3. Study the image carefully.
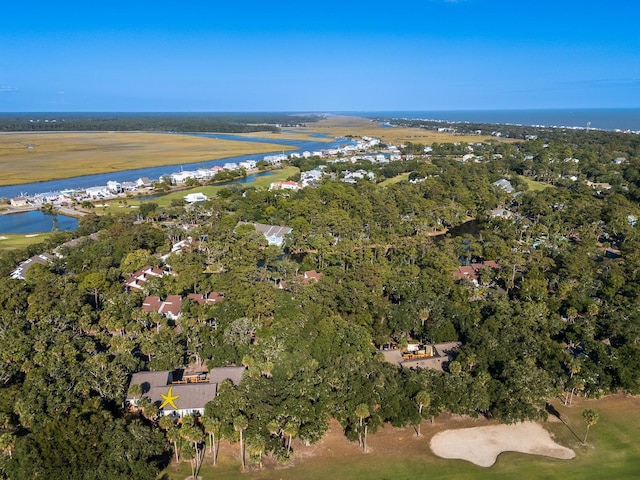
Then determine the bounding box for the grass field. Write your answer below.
[378,173,411,187]
[519,175,554,192]
[0,132,295,186]
[160,394,640,480]
[0,232,52,251]
[294,116,516,146]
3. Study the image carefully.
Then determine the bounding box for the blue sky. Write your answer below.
[1,0,639,112]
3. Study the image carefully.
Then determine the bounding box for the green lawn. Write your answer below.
[0,233,52,251]
[378,173,411,187]
[99,167,300,214]
[159,395,640,480]
[520,175,553,192]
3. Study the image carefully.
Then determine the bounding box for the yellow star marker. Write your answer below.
[159,386,180,409]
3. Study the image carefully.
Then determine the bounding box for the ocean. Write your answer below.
[354,109,640,132]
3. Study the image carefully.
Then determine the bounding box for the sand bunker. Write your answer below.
[430,421,575,467]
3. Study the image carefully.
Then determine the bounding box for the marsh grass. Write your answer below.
[299,116,514,146]
[0,132,295,186]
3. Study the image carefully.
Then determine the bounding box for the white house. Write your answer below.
[184,192,208,203]
[239,160,257,170]
[106,181,122,194]
[263,154,287,164]
[195,168,214,180]
[269,181,300,191]
[86,186,110,198]
[171,171,196,184]
[136,177,153,188]
[10,197,29,207]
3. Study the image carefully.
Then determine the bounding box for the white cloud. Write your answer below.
[0,86,18,93]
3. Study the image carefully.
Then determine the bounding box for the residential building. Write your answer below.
[126,366,245,417]
[9,197,29,207]
[236,221,292,247]
[269,181,300,191]
[492,179,515,194]
[184,192,208,204]
[123,266,166,291]
[10,253,54,280]
[303,270,323,283]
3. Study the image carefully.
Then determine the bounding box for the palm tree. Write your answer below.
[355,403,370,453]
[158,414,175,431]
[233,415,249,470]
[166,425,182,462]
[137,396,159,421]
[202,416,222,464]
[267,419,281,437]
[181,422,205,479]
[582,409,599,444]
[127,383,142,405]
[246,434,266,468]
[448,360,462,375]
[283,420,298,453]
[415,390,431,437]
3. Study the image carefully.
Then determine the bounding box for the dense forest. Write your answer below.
[1,122,639,478]
[0,112,321,133]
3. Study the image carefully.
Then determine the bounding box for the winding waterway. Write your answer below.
[0,133,352,199]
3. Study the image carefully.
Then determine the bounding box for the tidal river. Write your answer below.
[0,133,352,199]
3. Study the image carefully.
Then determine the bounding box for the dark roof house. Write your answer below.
[127,366,246,417]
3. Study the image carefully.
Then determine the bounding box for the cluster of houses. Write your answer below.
[9,232,100,280]
[9,177,154,207]
[170,160,257,184]
[141,292,225,321]
[123,266,167,291]
[8,133,418,207]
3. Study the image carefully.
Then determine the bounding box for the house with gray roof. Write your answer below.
[236,221,292,247]
[492,179,515,194]
[126,366,245,418]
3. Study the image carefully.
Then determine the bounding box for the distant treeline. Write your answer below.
[0,112,322,133]
[375,117,601,140]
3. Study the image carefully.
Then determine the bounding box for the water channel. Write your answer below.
[0,133,352,199]
[0,132,353,233]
